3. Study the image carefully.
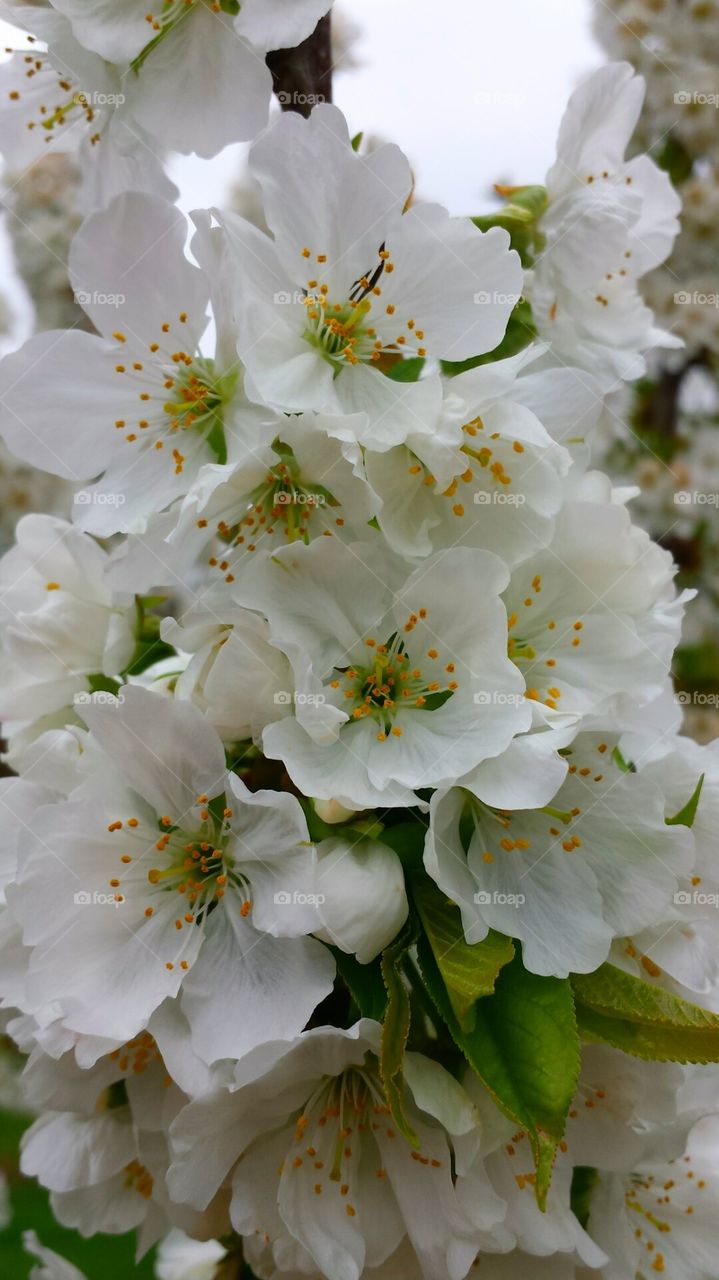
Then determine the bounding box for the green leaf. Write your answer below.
[331,948,388,1021]
[386,356,426,382]
[570,1166,599,1229]
[86,672,121,696]
[380,915,420,1146]
[377,820,427,871]
[350,131,364,152]
[412,876,514,1031]
[418,946,580,1208]
[665,774,704,828]
[572,963,719,1063]
[219,0,241,12]
[654,135,694,185]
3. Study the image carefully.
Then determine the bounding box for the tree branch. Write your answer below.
[266,13,333,117]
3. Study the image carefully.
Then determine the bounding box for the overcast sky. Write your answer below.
[0,0,601,341]
[333,0,602,212]
[169,0,602,216]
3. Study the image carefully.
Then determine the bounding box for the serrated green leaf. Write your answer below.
[666,774,704,828]
[412,876,514,1031]
[331,948,388,1021]
[572,963,719,1062]
[417,945,580,1208]
[380,915,420,1146]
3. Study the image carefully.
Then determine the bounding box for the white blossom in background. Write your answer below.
[532,61,681,388]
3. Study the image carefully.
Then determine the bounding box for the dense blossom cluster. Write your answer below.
[0,5,718,1279]
[591,0,719,743]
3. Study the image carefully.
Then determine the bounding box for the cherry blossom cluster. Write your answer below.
[0,6,718,1279]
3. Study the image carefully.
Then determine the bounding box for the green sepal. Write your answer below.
[665,774,704,828]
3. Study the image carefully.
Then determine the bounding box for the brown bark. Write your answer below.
[266,13,333,117]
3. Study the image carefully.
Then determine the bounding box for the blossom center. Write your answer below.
[330,621,458,742]
[104,796,246,971]
[199,442,346,585]
[299,243,427,371]
[112,322,234,473]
